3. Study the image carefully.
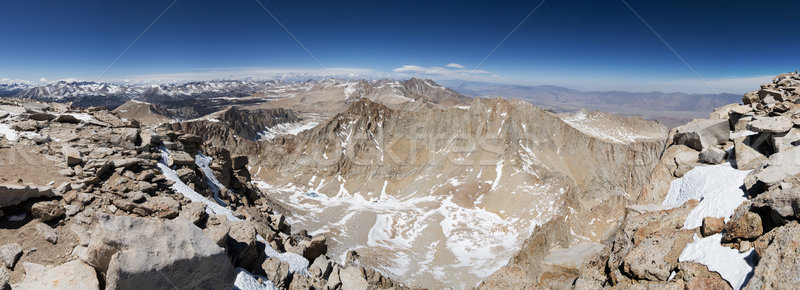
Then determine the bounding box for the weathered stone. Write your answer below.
[772,127,800,153]
[140,196,180,219]
[310,255,333,279]
[139,129,161,146]
[54,114,81,124]
[747,116,793,134]
[136,181,155,193]
[607,200,698,285]
[739,240,751,253]
[339,266,369,290]
[701,217,725,237]
[30,200,65,222]
[302,235,328,262]
[734,137,768,171]
[678,262,732,290]
[698,147,726,164]
[83,214,235,290]
[622,230,694,281]
[227,220,263,271]
[745,222,800,289]
[35,223,58,244]
[168,151,195,168]
[270,213,289,233]
[752,187,800,219]
[112,158,145,169]
[0,184,56,207]
[179,202,207,226]
[674,149,701,177]
[673,119,730,151]
[723,202,762,242]
[757,89,786,102]
[261,257,291,288]
[752,146,800,187]
[733,116,753,131]
[742,91,759,105]
[112,198,138,213]
[62,145,82,166]
[14,260,99,290]
[203,215,231,247]
[0,244,23,269]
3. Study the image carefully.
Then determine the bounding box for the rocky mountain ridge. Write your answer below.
[0,97,410,289]
[510,71,800,289]
[3,71,798,290]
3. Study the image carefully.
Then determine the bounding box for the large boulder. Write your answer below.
[226,220,264,271]
[82,214,236,290]
[261,257,291,288]
[751,146,800,188]
[673,119,730,151]
[622,230,695,281]
[699,147,726,164]
[752,186,800,219]
[678,262,732,290]
[701,217,724,237]
[0,244,22,269]
[747,116,793,134]
[734,137,768,171]
[722,202,762,242]
[0,184,56,207]
[674,149,701,177]
[771,128,800,153]
[339,266,369,290]
[168,151,195,168]
[14,260,99,290]
[62,146,83,166]
[745,222,800,289]
[30,200,65,222]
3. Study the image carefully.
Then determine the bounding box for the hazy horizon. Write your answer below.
[2,0,798,94]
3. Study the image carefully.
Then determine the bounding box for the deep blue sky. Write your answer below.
[1,0,798,93]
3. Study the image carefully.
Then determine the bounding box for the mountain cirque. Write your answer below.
[0,73,798,289]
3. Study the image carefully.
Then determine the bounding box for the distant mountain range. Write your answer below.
[449,81,741,127]
[0,78,740,127]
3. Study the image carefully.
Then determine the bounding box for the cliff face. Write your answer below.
[250,97,667,288]
[160,106,298,155]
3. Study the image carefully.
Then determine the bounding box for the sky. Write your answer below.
[1,0,799,93]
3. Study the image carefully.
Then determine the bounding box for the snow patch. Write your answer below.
[679,234,755,290]
[662,163,750,228]
[257,121,318,141]
[0,124,19,141]
[195,153,228,206]
[234,268,278,290]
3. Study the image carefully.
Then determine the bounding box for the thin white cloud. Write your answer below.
[392,64,490,76]
[445,63,465,69]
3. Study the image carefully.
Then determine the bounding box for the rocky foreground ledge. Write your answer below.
[560,71,800,289]
[0,98,409,289]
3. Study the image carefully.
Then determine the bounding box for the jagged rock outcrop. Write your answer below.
[563,71,800,289]
[0,97,408,290]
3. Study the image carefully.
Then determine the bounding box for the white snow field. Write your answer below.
[662,163,755,289]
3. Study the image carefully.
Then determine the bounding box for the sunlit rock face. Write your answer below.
[251,98,667,288]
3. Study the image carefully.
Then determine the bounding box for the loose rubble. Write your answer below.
[0,98,411,289]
